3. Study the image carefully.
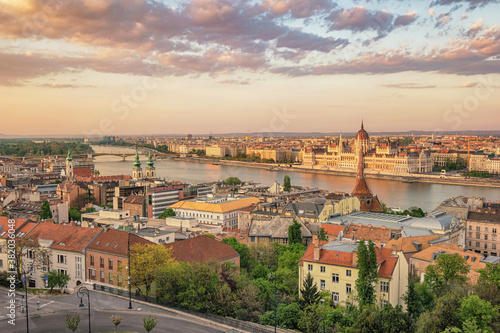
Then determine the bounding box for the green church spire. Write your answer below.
[66,150,72,162]
[133,149,141,169]
[147,151,154,168]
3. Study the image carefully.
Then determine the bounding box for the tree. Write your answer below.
[12,236,51,281]
[403,275,434,323]
[222,237,250,269]
[318,228,328,241]
[376,303,414,333]
[283,175,291,192]
[41,270,70,292]
[158,208,176,219]
[299,272,320,309]
[478,263,500,288]
[40,200,53,220]
[288,219,302,245]
[65,314,80,332]
[143,315,158,333]
[355,239,378,307]
[416,289,466,333]
[225,177,241,185]
[459,295,498,332]
[130,243,176,301]
[110,315,122,332]
[69,207,81,221]
[424,253,469,295]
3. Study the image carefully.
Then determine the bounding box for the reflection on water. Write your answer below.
[91,146,500,212]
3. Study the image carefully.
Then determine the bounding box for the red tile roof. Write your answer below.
[26,222,102,252]
[124,195,145,205]
[74,167,94,178]
[87,229,153,256]
[320,224,345,236]
[165,235,239,265]
[0,216,30,238]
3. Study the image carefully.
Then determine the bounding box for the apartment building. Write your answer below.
[465,205,500,256]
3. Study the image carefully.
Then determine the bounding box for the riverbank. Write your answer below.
[168,156,500,188]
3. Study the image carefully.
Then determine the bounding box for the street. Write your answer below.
[0,287,227,333]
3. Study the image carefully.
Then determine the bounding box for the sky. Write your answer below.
[0,0,499,136]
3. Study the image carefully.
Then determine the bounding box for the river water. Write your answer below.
[91,146,500,212]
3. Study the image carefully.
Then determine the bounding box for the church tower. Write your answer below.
[145,152,156,178]
[132,150,143,180]
[355,120,370,154]
[65,150,74,181]
[351,143,383,212]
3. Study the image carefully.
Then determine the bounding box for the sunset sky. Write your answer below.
[1,0,499,136]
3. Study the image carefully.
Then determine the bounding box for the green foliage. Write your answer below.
[0,140,91,157]
[403,275,435,322]
[299,272,320,309]
[260,302,301,329]
[69,207,81,221]
[478,263,500,288]
[41,270,70,292]
[225,176,241,185]
[386,207,425,217]
[65,314,80,332]
[283,175,291,192]
[464,170,491,178]
[356,239,378,308]
[416,289,466,333]
[158,208,176,219]
[297,303,322,333]
[288,219,302,245]
[424,253,469,296]
[459,295,498,332]
[40,200,53,220]
[318,228,328,241]
[110,315,122,330]
[222,237,250,269]
[376,303,414,333]
[143,315,158,333]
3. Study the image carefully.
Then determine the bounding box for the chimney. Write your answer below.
[69,222,75,226]
[314,244,320,261]
[352,251,358,265]
[312,233,319,244]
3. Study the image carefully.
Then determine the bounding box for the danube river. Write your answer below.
[91,146,500,212]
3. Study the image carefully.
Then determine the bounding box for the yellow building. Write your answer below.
[299,237,407,307]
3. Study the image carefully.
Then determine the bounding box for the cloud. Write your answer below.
[466,18,486,36]
[382,83,437,89]
[460,81,478,87]
[430,0,495,10]
[217,78,250,85]
[37,83,95,88]
[394,10,418,27]
[428,8,436,16]
[329,6,393,32]
[262,0,334,18]
[276,30,348,52]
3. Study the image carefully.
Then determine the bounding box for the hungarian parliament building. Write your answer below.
[302,122,433,175]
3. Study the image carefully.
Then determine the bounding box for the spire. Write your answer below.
[147,151,154,168]
[351,142,373,197]
[361,119,364,130]
[133,149,141,169]
[66,150,72,162]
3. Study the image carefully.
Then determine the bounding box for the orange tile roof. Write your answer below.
[165,235,239,264]
[385,234,440,253]
[169,197,260,213]
[343,224,400,244]
[0,216,29,239]
[26,222,102,252]
[87,229,153,256]
[74,167,93,178]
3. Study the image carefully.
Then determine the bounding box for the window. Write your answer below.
[75,256,82,278]
[100,271,105,282]
[320,280,325,290]
[308,264,313,271]
[27,250,35,259]
[485,235,488,240]
[346,283,352,294]
[332,273,339,283]
[468,232,472,238]
[332,292,339,303]
[468,241,471,246]
[58,269,68,276]
[346,269,352,277]
[380,281,389,293]
[89,269,96,279]
[57,254,67,264]
[493,236,497,241]
[493,244,497,250]
[118,274,123,287]
[476,233,480,239]
[0,259,3,268]
[109,273,114,284]
[485,244,488,249]
[108,259,113,270]
[485,228,489,233]
[493,228,497,234]
[476,242,480,247]
[100,257,105,268]
[477,226,481,232]
[320,266,325,273]
[469,226,472,230]
[90,255,95,266]
[381,299,388,306]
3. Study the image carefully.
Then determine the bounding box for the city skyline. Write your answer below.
[1,0,500,136]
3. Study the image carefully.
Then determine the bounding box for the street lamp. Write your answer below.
[76,286,91,333]
[20,265,33,333]
[269,272,277,333]
[127,234,132,309]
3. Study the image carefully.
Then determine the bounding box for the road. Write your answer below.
[0,287,228,333]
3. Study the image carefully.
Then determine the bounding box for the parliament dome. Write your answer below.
[355,121,369,141]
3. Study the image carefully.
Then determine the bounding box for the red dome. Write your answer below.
[355,121,369,140]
